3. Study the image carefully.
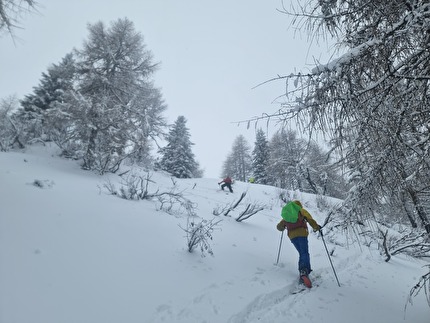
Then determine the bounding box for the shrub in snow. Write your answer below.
[212,191,265,222]
[156,193,197,217]
[0,96,26,151]
[104,172,155,200]
[33,179,44,188]
[180,216,221,257]
[406,265,430,309]
[212,191,245,216]
[32,179,54,189]
[235,202,266,222]
[378,227,430,262]
[103,171,197,217]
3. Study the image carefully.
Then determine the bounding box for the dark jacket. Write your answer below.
[220,177,232,184]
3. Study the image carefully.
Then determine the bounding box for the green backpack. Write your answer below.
[281,201,302,223]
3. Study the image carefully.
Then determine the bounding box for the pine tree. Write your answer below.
[252,129,269,184]
[158,116,201,178]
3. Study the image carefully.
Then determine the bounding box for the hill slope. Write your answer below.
[1,145,429,323]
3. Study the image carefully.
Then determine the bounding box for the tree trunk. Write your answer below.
[83,128,98,170]
[400,191,418,228]
[407,188,430,234]
[305,167,319,195]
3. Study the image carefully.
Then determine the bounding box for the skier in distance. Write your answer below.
[218,176,233,193]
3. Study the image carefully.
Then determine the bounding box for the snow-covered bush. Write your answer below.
[181,216,221,257]
[0,96,25,151]
[407,265,430,309]
[103,171,197,217]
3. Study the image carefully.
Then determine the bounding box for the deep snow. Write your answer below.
[1,145,429,323]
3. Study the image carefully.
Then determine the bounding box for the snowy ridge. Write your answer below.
[1,144,429,323]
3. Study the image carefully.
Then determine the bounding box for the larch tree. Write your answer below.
[0,0,37,36]
[61,18,167,173]
[266,129,303,190]
[158,115,201,178]
[5,18,167,172]
[298,140,348,199]
[221,135,252,182]
[273,0,430,233]
[220,154,236,180]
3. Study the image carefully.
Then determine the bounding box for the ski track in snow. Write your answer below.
[149,246,428,323]
[227,283,308,323]
[149,281,232,322]
[227,271,327,323]
[148,263,330,323]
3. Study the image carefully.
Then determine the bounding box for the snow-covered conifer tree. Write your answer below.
[20,53,76,114]
[158,116,201,178]
[17,53,76,143]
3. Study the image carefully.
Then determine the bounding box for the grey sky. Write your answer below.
[0,0,327,178]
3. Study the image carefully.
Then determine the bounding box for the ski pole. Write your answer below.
[276,230,284,265]
[320,230,341,287]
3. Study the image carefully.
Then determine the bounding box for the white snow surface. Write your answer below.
[1,145,429,323]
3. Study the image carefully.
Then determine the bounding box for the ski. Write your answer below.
[290,285,308,294]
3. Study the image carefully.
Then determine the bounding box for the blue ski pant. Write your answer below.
[290,236,311,274]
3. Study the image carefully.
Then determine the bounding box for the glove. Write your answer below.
[276,221,286,232]
[313,225,322,232]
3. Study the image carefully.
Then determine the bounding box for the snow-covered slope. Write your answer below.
[1,145,429,323]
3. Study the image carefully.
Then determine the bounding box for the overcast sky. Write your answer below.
[0,0,329,178]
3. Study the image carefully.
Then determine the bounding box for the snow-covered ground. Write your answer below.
[1,145,429,323]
